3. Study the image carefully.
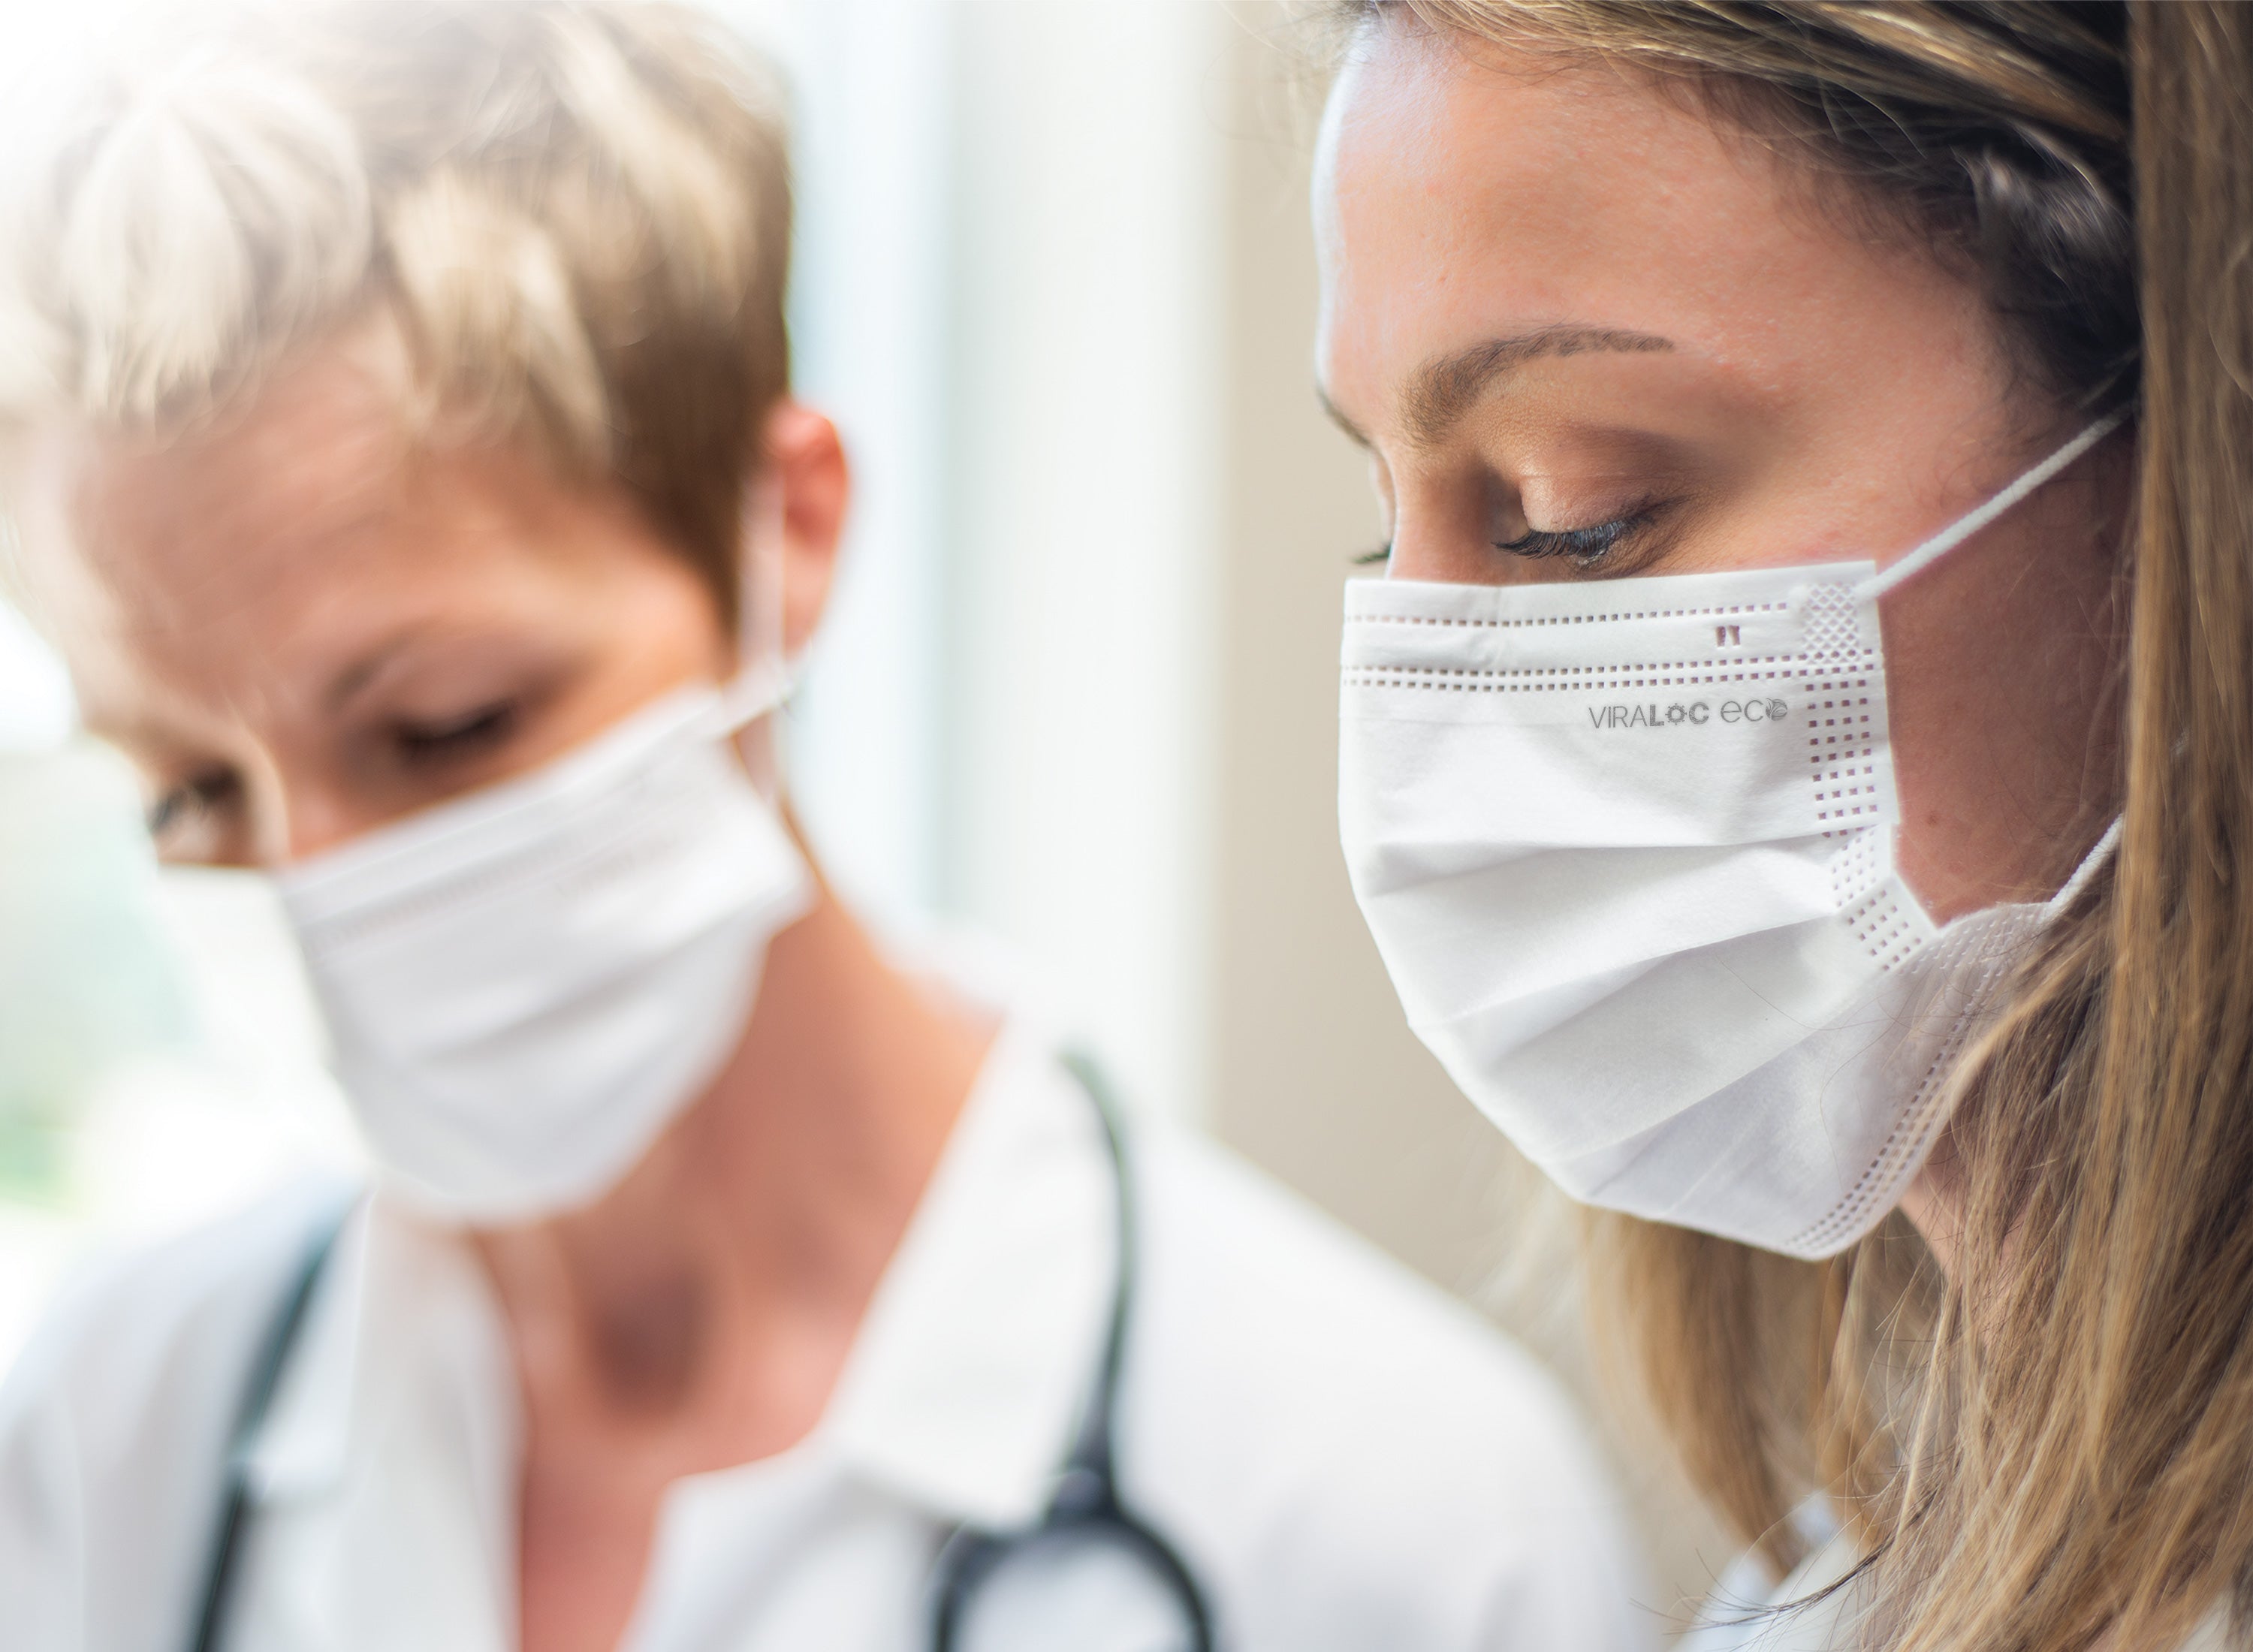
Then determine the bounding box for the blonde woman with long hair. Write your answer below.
[1320,2,2253,1647]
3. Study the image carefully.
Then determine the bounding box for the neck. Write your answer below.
[472,867,994,1465]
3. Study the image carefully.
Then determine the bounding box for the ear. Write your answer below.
[758,401,850,658]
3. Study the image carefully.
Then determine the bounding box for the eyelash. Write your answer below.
[1354,504,1664,571]
[147,770,238,840]
[394,701,518,764]
[1495,510,1654,566]
[144,704,520,840]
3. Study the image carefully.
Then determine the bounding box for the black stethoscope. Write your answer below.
[188,1051,1215,1652]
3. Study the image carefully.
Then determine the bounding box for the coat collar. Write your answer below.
[241,993,1116,1554]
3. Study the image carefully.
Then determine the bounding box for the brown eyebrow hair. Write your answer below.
[1317,324,1675,450]
[1401,324,1675,446]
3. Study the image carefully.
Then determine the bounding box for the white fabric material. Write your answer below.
[1679,1503,2232,1652]
[1338,424,2117,1260]
[0,955,1654,1652]
[276,675,811,1224]
[1676,1513,1862,1652]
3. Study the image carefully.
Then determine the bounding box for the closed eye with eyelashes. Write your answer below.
[1493,507,1659,568]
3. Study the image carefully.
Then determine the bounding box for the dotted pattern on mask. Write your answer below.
[1800,585,1862,659]
[1362,599,1791,630]
[1805,683,1881,824]
[1829,831,1921,969]
[1341,659,1803,693]
[1342,601,1803,693]
[1784,918,2025,1258]
[1786,584,1992,1258]
[1797,586,1886,828]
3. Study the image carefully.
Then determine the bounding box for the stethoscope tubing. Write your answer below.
[187,1054,1214,1652]
[926,1049,1214,1650]
[189,1215,345,1652]
[930,1507,1214,1652]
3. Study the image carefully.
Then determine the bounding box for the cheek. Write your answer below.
[1880,502,2123,915]
[627,553,731,674]
[557,553,733,728]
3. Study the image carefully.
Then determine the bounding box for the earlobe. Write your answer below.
[756,401,851,658]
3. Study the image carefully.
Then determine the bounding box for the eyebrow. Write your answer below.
[326,631,415,715]
[1323,324,1677,451]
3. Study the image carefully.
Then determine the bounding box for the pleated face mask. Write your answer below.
[274,480,810,1227]
[278,666,812,1224]
[1338,416,2121,1259]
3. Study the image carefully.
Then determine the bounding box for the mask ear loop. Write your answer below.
[1844,410,2130,918]
[2043,816,2123,921]
[1854,408,2129,604]
[725,463,798,800]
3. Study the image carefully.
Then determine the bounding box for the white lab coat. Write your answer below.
[0,971,1654,1652]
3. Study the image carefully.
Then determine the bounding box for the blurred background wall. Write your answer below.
[0,0,1726,1617]
[775,0,1549,1359]
[785,0,1525,1271]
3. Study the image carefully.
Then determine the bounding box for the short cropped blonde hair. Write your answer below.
[0,0,792,616]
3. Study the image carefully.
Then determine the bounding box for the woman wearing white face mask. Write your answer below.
[1319,2,2253,1647]
[0,5,1655,1650]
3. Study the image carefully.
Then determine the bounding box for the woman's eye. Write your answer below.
[146,769,240,840]
[394,701,519,764]
[1495,510,1654,568]
[1353,542,1393,566]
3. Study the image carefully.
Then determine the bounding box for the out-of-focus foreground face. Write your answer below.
[1315,21,2125,921]
[9,322,729,868]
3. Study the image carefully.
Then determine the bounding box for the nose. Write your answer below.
[276,776,388,865]
[231,745,388,867]
[1380,475,1503,587]
[1384,514,1497,586]
[1385,509,1584,589]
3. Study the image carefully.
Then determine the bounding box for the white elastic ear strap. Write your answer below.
[720,472,797,728]
[1856,408,2129,603]
[2043,816,2123,921]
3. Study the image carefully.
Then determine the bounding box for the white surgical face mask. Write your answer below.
[1339,416,2122,1259]
[277,664,812,1225]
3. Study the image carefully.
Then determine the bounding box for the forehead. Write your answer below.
[21,328,387,583]
[1312,28,1932,418]
[11,335,632,731]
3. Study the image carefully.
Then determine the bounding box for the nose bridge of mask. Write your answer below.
[281,684,753,939]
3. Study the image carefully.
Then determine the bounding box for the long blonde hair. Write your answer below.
[1348,4,2253,1647]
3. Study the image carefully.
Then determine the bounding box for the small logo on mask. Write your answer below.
[1588,701,1709,728]
[1587,697,1790,730]
[1721,698,1793,724]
